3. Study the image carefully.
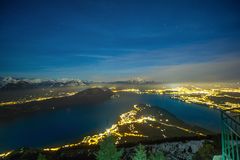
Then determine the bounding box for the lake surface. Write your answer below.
[0,93,221,152]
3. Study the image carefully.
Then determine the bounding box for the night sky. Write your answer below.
[0,0,240,82]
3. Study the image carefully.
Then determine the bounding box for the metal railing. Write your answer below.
[221,108,240,160]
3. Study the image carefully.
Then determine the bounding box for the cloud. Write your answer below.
[84,38,240,82]
[74,54,112,59]
[2,38,239,82]
[98,38,240,67]
[146,58,240,82]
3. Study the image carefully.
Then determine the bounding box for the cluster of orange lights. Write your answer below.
[112,86,240,112]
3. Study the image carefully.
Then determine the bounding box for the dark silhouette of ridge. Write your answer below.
[0,88,113,121]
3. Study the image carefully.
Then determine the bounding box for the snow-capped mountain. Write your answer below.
[0,77,86,90]
[0,77,20,88]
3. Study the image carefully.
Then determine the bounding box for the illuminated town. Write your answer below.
[112,84,240,112]
[0,91,78,106]
[1,83,239,111]
[39,104,207,153]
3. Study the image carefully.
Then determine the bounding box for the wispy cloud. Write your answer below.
[97,38,240,69]
[146,58,240,82]
[3,38,240,82]
[74,54,113,59]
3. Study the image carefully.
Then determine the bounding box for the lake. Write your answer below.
[0,93,220,152]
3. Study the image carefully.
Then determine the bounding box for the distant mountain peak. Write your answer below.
[0,77,86,90]
[109,77,156,85]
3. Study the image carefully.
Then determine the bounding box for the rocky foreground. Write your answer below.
[0,135,221,160]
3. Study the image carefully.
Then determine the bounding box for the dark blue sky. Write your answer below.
[1,0,240,81]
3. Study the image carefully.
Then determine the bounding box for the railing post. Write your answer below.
[221,111,225,160]
[221,108,240,160]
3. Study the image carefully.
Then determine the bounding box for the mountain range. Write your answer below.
[0,77,158,90]
[0,77,86,90]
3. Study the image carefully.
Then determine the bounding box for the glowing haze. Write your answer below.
[0,0,240,82]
